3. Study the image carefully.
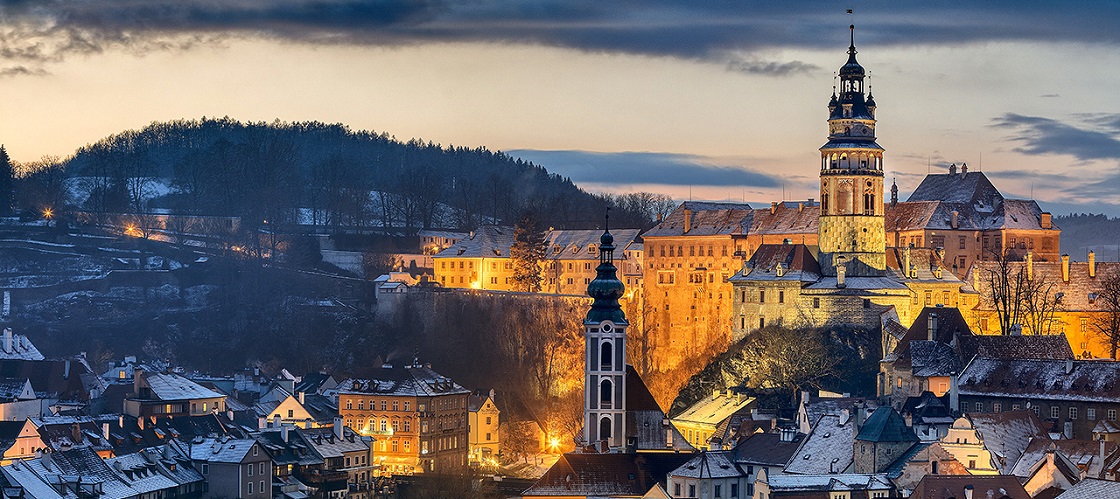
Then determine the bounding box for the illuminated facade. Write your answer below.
[818,24,886,277]
[583,227,628,449]
[337,365,469,475]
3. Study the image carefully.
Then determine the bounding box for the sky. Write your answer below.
[1,2,1120,214]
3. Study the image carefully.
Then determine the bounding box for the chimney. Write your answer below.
[334,417,344,439]
[1026,252,1034,280]
[839,409,851,426]
[138,416,145,430]
[71,423,81,443]
[683,208,692,234]
[1041,212,1052,229]
[949,163,957,175]
[1101,435,1107,469]
[297,391,305,405]
[226,409,234,421]
[133,368,144,398]
[949,373,959,412]
[951,211,959,229]
[713,388,720,400]
[903,247,912,279]
[961,163,968,174]
[836,265,846,288]
[1065,359,1074,375]
[63,360,70,380]
[928,313,938,341]
[2,291,8,320]
[119,415,124,428]
[3,328,11,354]
[854,403,866,432]
[798,202,804,213]
[904,412,913,428]
[102,423,110,442]
[775,262,785,277]
[964,484,974,499]
[771,202,778,215]
[281,425,289,443]
[1062,254,1070,283]
[272,415,281,427]
[1090,251,1096,278]
[258,416,266,430]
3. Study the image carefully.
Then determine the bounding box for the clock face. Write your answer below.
[601,323,613,333]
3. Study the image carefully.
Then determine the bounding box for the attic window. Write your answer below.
[1089,293,1099,304]
[589,244,598,255]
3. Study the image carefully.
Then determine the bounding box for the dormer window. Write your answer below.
[589,244,597,255]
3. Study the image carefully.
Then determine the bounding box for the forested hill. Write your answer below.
[58,117,666,231]
[1056,213,1120,261]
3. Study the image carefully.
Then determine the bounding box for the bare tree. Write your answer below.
[1093,269,1120,359]
[983,248,1060,335]
[741,323,840,403]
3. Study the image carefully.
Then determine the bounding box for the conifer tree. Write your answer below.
[0,146,12,215]
[511,211,547,292]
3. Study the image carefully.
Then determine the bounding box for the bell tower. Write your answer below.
[818,24,886,276]
[583,215,627,451]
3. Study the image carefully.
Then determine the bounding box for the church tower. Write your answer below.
[583,218,627,450]
[818,24,886,277]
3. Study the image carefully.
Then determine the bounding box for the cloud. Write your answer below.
[0,65,47,77]
[507,149,782,188]
[726,57,819,76]
[991,113,1120,161]
[3,2,1120,75]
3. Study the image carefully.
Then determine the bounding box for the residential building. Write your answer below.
[852,407,919,474]
[885,168,1060,280]
[785,413,856,475]
[521,452,694,498]
[667,450,746,499]
[300,425,375,495]
[938,412,1048,475]
[432,225,642,293]
[731,429,803,499]
[795,393,877,435]
[467,390,499,464]
[671,390,754,451]
[179,437,272,499]
[754,469,894,499]
[418,230,469,256]
[911,475,1030,499]
[1055,478,1120,499]
[124,370,226,419]
[967,256,1120,358]
[337,364,470,475]
[0,329,43,361]
[957,358,1120,440]
[257,390,337,428]
[2,445,204,499]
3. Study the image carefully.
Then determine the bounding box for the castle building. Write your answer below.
[818,24,887,277]
[728,24,976,339]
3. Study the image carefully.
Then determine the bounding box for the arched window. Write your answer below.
[601,341,613,370]
[599,417,612,443]
[600,379,612,407]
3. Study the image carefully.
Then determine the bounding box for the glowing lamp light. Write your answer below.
[470,281,482,289]
[42,208,53,219]
[548,437,561,452]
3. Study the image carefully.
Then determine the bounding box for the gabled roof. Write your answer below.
[959,358,1120,403]
[969,262,1119,315]
[433,225,516,258]
[544,229,641,261]
[183,437,258,464]
[956,335,1075,362]
[741,204,820,235]
[730,243,821,283]
[967,411,1048,472]
[141,373,225,401]
[643,202,753,237]
[672,392,753,427]
[1055,478,1120,499]
[911,474,1030,499]
[908,171,1003,206]
[294,372,336,395]
[786,414,854,474]
[857,407,919,443]
[624,365,693,452]
[337,365,469,397]
[669,450,744,479]
[903,392,954,425]
[733,431,803,468]
[522,452,693,497]
[299,427,369,458]
[765,473,893,493]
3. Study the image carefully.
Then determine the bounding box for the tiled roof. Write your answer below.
[957,335,1074,361]
[643,202,753,237]
[959,358,1120,403]
[1011,438,1117,480]
[433,225,516,258]
[0,331,44,361]
[672,392,753,426]
[730,243,821,283]
[733,431,803,468]
[0,358,96,401]
[799,397,878,434]
[1055,478,1120,499]
[183,437,257,464]
[966,411,1048,472]
[624,365,693,451]
[908,172,1002,206]
[884,201,940,232]
[521,452,694,497]
[143,373,225,401]
[911,474,1030,499]
[741,204,820,235]
[299,427,370,458]
[544,229,641,261]
[337,365,469,397]
[902,392,953,425]
[669,450,744,479]
[786,414,854,474]
[856,407,919,443]
[766,473,893,493]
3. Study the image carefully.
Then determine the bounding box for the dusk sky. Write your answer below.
[2,2,1120,214]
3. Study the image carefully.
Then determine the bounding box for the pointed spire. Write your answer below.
[849,24,856,55]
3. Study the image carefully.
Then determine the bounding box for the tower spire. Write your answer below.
[849,23,856,54]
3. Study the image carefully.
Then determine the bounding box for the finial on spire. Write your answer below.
[849,24,856,54]
[604,207,610,231]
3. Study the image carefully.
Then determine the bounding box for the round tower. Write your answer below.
[818,24,886,276]
[583,219,627,450]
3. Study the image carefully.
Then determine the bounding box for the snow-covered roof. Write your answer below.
[669,450,744,479]
[185,437,258,464]
[299,427,369,459]
[785,413,854,474]
[959,358,1120,403]
[672,392,753,427]
[142,372,225,401]
[766,473,893,492]
[337,365,469,397]
[0,330,44,361]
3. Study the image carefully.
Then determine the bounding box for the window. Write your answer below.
[993,403,1001,413]
[759,290,765,303]
[404,419,411,432]
[485,416,491,425]
[778,291,784,303]
[813,297,820,308]
[1070,407,1078,420]
[260,481,264,495]
[759,317,765,329]
[248,463,254,476]
[380,419,388,432]
[248,482,253,495]
[259,462,264,475]
[689,484,696,497]
[674,483,681,496]
[975,402,983,412]
[287,409,294,418]
[404,402,410,412]
[1052,406,1060,419]
[485,432,491,441]
[1089,408,1097,420]
[382,401,388,411]
[715,484,722,497]
[393,401,399,411]
[863,299,871,309]
[358,400,363,410]
[404,440,410,452]
[392,440,399,452]
[201,464,208,475]
[1110,410,1117,421]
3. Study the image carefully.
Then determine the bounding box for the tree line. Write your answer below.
[3,118,673,233]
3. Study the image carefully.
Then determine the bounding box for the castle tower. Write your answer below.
[583,218,627,450]
[818,24,886,276]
